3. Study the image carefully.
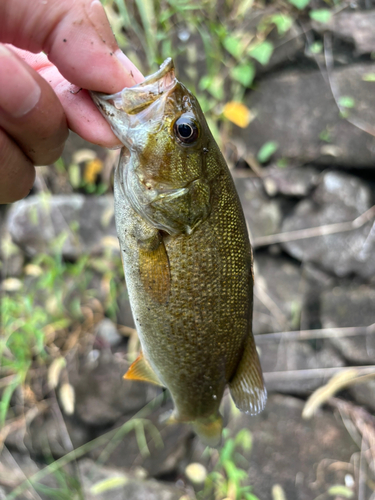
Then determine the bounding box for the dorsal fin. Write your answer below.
[229,334,267,415]
[124,352,164,387]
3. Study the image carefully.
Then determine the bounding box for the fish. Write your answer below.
[90,58,266,447]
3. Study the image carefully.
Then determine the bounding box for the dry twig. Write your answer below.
[253,205,375,247]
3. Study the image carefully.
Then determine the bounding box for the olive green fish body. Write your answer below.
[91,59,266,445]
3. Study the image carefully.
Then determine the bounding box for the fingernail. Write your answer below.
[0,45,41,118]
[114,49,144,85]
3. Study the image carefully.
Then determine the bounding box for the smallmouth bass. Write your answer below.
[90,58,266,446]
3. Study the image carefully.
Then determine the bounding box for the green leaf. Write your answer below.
[310,9,332,23]
[327,485,354,498]
[362,73,375,81]
[248,41,274,66]
[270,14,293,35]
[231,63,255,87]
[310,41,323,54]
[234,428,252,451]
[287,0,310,10]
[68,164,81,188]
[338,96,355,108]
[223,35,244,59]
[257,141,279,163]
[319,127,332,142]
[90,477,128,495]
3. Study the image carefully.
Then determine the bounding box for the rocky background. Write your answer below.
[1,1,375,499]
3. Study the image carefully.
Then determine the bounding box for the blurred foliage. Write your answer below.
[1,228,123,426]
[198,428,258,500]
[1,0,347,497]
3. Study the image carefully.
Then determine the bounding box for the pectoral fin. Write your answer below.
[229,334,267,415]
[138,232,170,305]
[124,352,164,387]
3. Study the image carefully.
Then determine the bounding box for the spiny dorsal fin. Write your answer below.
[229,334,267,415]
[124,352,164,387]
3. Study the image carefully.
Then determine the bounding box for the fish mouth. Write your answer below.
[90,58,177,147]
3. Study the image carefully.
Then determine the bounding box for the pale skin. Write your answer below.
[0,0,144,204]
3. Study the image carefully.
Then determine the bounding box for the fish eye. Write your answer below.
[174,116,199,144]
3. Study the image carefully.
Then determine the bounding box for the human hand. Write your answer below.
[0,0,144,204]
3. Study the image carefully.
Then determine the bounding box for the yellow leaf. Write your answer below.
[48,357,66,390]
[185,463,207,484]
[223,102,252,128]
[59,383,75,415]
[84,158,103,184]
[302,369,359,419]
[24,264,43,276]
[2,278,22,291]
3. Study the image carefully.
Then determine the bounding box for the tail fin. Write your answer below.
[191,413,223,448]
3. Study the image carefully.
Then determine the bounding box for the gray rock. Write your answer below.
[0,229,24,277]
[24,406,91,458]
[96,318,123,348]
[234,177,283,241]
[262,166,320,198]
[92,402,192,477]
[253,252,304,334]
[7,194,118,259]
[314,10,375,55]
[237,65,375,167]
[79,459,184,500]
[321,285,375,364]
[117,285,136,329]
[71,351,158,426]
[281,171,375,278]
[230,395,358,500]
[258,340,345,395]
[349,379,375,413]
[243,8,304,75]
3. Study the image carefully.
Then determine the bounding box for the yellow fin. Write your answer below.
[138,235,170,305]
[229,334,267,415]
[191,414,223,448]
[123,352,164,387]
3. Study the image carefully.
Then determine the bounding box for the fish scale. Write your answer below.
[90,58,266,446]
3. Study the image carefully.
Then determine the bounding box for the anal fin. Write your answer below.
[124,352,164,387]
[229,334,267,415]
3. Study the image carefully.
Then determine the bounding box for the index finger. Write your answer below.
[1,0,144,93]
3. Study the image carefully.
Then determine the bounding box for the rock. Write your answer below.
[229,395,358,500]
[321,284,375,364]
[314,10,375,55]
[300,262,335,330]
[281,171,375,278]
[117,285,136,329]
[262,166,320,198]
[258,340,345,395]
[7,194,118,259]
[0,229,24,277]
[24,406,91,458]
[96,318,123,348]
[71,351,158,426]
[92,401,192,477]
[0,450,58,497]
[234,177,283,241]
[78,459,185,500]
[243,8,304,76]
[237,65,375,167]
[253,251,304,334]
[349,379,375,413]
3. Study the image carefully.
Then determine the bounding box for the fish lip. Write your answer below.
[90,58,177,115]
